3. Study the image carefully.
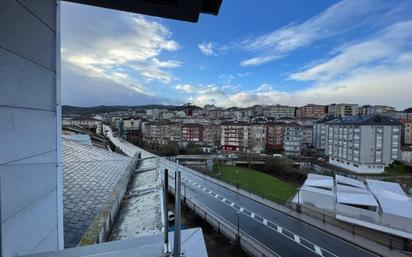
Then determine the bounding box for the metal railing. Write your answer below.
[169,185,280,257]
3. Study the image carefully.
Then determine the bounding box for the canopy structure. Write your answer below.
[64,0,223,22]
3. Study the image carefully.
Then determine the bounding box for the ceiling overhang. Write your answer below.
[63,0,223,22]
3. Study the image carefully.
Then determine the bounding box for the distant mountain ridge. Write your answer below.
[62,104,201,115]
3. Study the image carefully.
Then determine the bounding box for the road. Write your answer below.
[104,126,378,257]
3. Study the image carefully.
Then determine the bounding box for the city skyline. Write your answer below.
[62,0,412,108]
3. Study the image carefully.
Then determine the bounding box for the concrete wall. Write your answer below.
[0,0,62,256]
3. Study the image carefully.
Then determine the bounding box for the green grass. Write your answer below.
[212,164,297,204]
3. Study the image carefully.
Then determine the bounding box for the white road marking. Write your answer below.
[294,235,300,244]
[184,175,337,257]
[314,245,323,256]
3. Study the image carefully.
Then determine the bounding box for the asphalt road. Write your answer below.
[105,127,379,257]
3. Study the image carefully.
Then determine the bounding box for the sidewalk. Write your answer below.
[184,167,410,257]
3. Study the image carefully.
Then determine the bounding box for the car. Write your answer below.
[168,211,175,223]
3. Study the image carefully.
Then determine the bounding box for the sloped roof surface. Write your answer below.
[63,139,131,247]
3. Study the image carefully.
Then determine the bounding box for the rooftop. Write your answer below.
[63,139,131,247]
[326,114,401,125]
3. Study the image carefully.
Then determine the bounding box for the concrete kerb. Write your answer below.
[79,153,140,246]
[175,164,409,257]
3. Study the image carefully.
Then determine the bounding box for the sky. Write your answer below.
[61,0,412,109]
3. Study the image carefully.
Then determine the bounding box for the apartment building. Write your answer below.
[328,103,360,117]
[284,123,303,156]
[249,123,266,153]
[120,118,141,141]
[325,114,401,173]
[401,119,412,145]
[296,104,326,119]
[302,125,313,145]
[181,123,203,143]
[203,123,221,146]
[263,105,296,119]
[313,116,336,151]
[361,105,395,116]
[143,121,178,144]
[220,122,249,152]
[266,122,286,152]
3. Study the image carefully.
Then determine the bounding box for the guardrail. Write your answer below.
[289,203,406,251]
[168,185,280,257]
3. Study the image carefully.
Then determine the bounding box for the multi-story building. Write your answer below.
[296,104,326,119]
[249,123,266,153]
[263,105,295,119]
[62,117,102,134]
[209,108,225,120]
[325,114,401,173]
[203,124,220,146]
[266,122,286,152]
[313,116,336,151]
[122,118,141,141]
[302,125,313,145]
[284,123,303,156]
[181,123,203,143]
[220,122,249,152]
[328,103,359,117]
[361,105,395,116]
[143,121,176,145]
[401,119,412,145]
[169,123,182,142]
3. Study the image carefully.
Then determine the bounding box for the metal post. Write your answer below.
[163,169,169,254]
[173,170,182,257]
[236,211,241,246]
[297,188,301,213]
[183,183,186,205]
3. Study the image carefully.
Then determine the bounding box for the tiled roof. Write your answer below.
[63,139,131,247]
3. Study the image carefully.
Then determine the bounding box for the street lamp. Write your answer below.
[235,211,241,246]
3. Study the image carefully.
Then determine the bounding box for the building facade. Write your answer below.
[361,105,395,116]
[249,123,266,153]
[266,122,285,152]
[325,115,401,173]
[296,104,326,119]
[313,116,336,151]
[401,119,412,145]
[328,103,360,117]
[284,123,303,156]
[263,105,296,119]
[181,123,203,143]
[220,122,249,152]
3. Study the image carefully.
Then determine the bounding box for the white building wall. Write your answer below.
[0,1,62,256]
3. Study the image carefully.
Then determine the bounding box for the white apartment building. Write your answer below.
[313,116,336,151]
[263,105,296,119]
[325,114,401,173]
[220,122,249,152]
[284,123,303,156]
[361,105,395,116]
[328,103,359,117]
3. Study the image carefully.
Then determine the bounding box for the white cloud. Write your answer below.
[62,2,181,102]
[238,0,394,66]
[198,42,217,56]
[290,20,412,81]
